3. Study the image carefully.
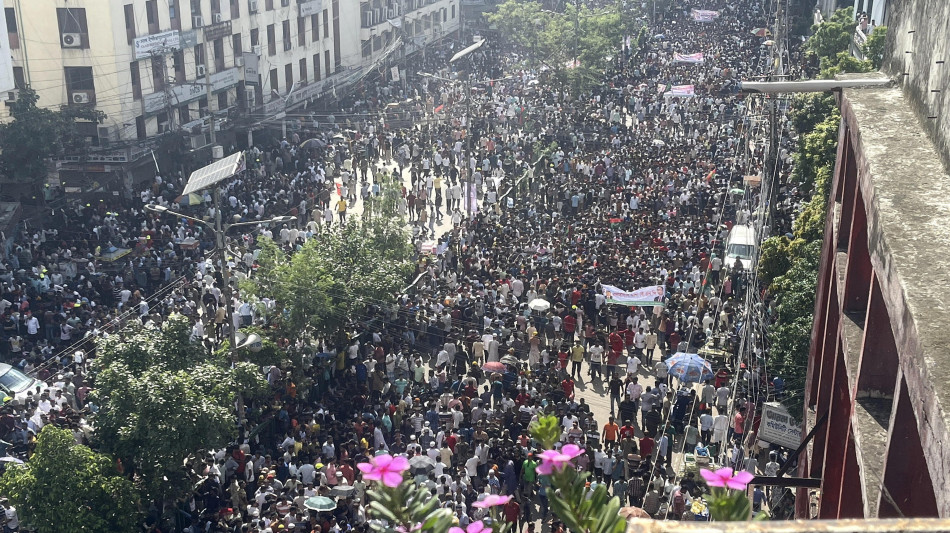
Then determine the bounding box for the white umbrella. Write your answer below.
[528,299,551,312]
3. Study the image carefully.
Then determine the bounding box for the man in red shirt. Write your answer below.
[731,406,746,444]
[563,313,577,340]
[561,377,575,400]
[504,498,521,532]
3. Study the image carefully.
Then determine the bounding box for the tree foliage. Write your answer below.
[862,25,888,70]
[90,315,267,499]
[0,426,139,533]
[241,216,414,341]
[0,87,105,183]
[805,8,856,60]
[767,241,822,419]
[487,0,636,96]
[790,110,840,195]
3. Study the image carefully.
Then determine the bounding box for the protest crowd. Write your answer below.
[0,0,802,531]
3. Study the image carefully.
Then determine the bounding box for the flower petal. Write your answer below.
[726,470,755,490]
[466,521,486,533]
[357,463,374,474]
[700,468,725,488]
[373,454,394,468]
[450,528,465,533]
[389,455,410,472]
[381,470,405,488]
[561,444,585,458]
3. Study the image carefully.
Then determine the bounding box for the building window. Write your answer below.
[284,64,292,92]
[269,68,278,94]
[213,38,225,72]
[217,91,228,110]
[123,4,135,44]
[64,66,95,103]
[5,8,17,50]
[229,0,240,18]
[267,24,275,55]
[324,50,330,78]
[12,67,25,90]
[211,0,221,19]
[313,54,320,81]
[194,45,205,66]
[179,105,190,125]
[311,14,319,41]
[299,58,307,84]
[451,4,455,18]
[169,0,181,31]
[136,116,147,140]
[361,39,371,58]
[250,28,259,47]
[130,61,142,100]
[322,10,329,39]
[266,0,274,11]
[282,20,291,51]
[332,0,340,69]
[151,56,165,90]
[232,33,243,57]
[146,0,159,34]
[297,17,305,47]
[173,50,185,82]
[56,8,89,49]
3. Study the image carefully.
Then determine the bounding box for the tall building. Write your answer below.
[800,0,950,520]
[0,0,458,188]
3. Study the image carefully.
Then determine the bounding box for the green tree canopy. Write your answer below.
[862,25,888,70]
[0,87,105,183]
[241,216,414,342]
[0,426,139,533]
[90,314,267,499]
[487,0,637,97]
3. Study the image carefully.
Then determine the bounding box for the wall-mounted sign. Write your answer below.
[134,30,181,60]
[143,68,240,115]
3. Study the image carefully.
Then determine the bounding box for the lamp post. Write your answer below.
[146,202,294,425]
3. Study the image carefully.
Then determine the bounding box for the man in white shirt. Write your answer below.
[626,354,641,376]
[699,411,714,445]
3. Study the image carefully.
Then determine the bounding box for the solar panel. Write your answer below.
[181,152,246,196]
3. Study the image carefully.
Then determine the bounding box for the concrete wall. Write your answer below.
[882,0,950,170]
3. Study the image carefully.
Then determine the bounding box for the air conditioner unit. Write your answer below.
[72,91,91,104]
[196,64,207,77]
[235,56,244,67]
[61,33,82,48]
[158,121,170,134]
[213,13,224,23]
[192,15,204,28]
[252,44,262,55]
[97,126,115,145]
[249,0,259,13]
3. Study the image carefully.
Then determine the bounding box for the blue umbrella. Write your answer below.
[664,352,713,383]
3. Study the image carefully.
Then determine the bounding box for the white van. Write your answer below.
[724,225,756,270]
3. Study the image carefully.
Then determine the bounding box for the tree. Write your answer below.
[0,426,139,533]
[90,315,268,500]
[805,8,856,60]
[242,216,414,342]
[487,0,635,97]
[862,25,888,70]
[0,87,105,184]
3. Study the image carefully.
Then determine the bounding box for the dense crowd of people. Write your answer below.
[0,0,803,531]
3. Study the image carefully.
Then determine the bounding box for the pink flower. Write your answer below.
[535,444,586,475]
[450,521,491,533]
[395,524,422,533]
[700,467,754,490]
[357,454,409,487]
[472,494,512,508]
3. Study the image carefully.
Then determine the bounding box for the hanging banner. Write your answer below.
[673,53,705,64]
[133,30,181,60]
[299,0,324,17]
[602,284,666,307]
[691,9,720,22]
[391,66,400,82]
[670,84,696,97]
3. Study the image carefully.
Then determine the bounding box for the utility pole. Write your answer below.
[205,39,216,146]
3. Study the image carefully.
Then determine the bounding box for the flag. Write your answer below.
[609,217,622,228]
[670,85,696,97]
[390,66,400,82]
[433,104,444,113]
[704,169,716,183]
[673,53,705,64]
[657,83,671,95]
